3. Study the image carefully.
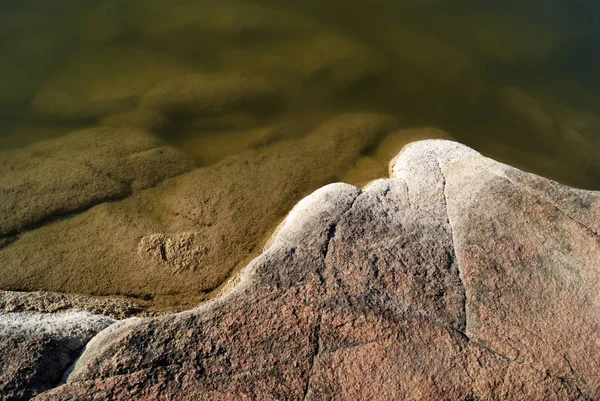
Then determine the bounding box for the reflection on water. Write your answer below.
[0,0,599,309]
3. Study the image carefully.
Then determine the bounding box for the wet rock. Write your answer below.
[176,125,284,166]
[339,156,386,187]
[498,86,556,136]
[0,311,113,401]
[0,290,145,320]
[31,45,187,120]
[492,86,600,188]
[0,127,194,237]
[99,108,170,132]
[31,140,600,400]
[0,113,397,302]
[375,127,454,164]
[221,32,387,90]
[139,72,279,117]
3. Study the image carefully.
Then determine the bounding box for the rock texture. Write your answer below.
[0,290,147,320]
[0,311,113,401]
[26,140,600,400]
[0,127,194,238]
[0,114,398,305]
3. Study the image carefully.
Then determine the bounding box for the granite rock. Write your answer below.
[0,311,113,401]
[30,140,600,400]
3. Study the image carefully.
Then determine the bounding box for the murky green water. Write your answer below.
[1,0,599,188]
[1,0,600,309]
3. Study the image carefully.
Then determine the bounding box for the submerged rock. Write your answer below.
[139,72,280,117]
[0,127,194,237]
[221,32,388,91]
[0,113,397,302]
[26,140,600,400]
[31,45,187,120]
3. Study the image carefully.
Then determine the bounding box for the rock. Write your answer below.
[0,114,398,304]
[0,290,146,320]
[220,32,387,91]
[31,45,188,120]
[497,86,556,136]
[341,127,454,187]
[0,311,113,401]
[139,72,279,117]
[31,140,600,400]
[175,124,289,166]
[0,127,194,237]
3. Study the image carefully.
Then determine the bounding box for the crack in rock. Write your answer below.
[302,313,322,401]
[435,158,468,337]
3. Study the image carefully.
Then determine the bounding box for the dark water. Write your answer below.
[1,0,600,188]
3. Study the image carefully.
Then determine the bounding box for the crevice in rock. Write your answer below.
[466,336,512,362]
[435,159,468,336]
[321,191,362,305]
[321,223,338,262]
[302,312,322,401]
[321,191,362,263]
[0,234,18,250]
[56,319,118,387]
[404,181,412,209]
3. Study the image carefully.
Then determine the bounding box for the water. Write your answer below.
[0,0,599,310]
[1,0,600,186]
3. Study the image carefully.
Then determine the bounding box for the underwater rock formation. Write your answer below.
[0,114,398,305]
[4,140,596,400]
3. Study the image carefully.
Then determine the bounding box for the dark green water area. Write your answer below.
[1,0,600,310]
[1,0,599,188]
